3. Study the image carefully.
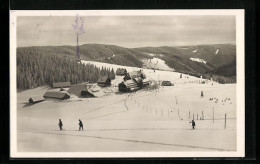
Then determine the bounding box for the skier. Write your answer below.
[58,119,63,131]
[78,119,83,131]
[201,91,204,97]
[189,120,196,129]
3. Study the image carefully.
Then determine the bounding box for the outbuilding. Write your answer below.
[28,97,45,104]
[97,76,111,87]
[43,91,70,100]
[80,89,95,98]
[116,68,127,76]
[68,83,104,97]
[161,81,173,86]
[119,78,149,92]
[123,70,146,81]
[119,79,139,92]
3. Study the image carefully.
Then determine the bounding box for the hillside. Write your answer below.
[134,44,236,75]
[17,44,151,68]
[17,43,236,83]
[16,48,115,89]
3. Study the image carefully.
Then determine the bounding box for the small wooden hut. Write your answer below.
[43,91,70,100]
[116,68,127,76]
[161,81,172,86]
[28,97,45,104]
[97,76,111,87]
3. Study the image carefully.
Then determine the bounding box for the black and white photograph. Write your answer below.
[10,10,245,158]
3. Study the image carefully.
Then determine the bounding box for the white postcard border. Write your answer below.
[10,9,245,158]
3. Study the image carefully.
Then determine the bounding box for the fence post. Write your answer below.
[213,107,214,123]
[224,113,227,129]
[202,111,204,120]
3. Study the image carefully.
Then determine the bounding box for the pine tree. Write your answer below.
[16,47,116,89]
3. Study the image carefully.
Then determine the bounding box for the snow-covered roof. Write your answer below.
[52,82,71,88]
[98,76,111,83]
[43,91,70,99]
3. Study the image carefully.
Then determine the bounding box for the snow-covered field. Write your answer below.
[17,61,236,153]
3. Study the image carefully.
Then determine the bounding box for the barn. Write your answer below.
[161,81,172,86]
[43,91,70,100]
[119,79,139,92]
[68,83,104,97]
[97,76,111,87]
[52,82,71,88]
[80,89,95,98]
[119,78,149,92]
[28,97,45,104]
[116,68,127,76]
[123,70,146,81]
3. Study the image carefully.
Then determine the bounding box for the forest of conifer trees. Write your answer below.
[17,48,115,89]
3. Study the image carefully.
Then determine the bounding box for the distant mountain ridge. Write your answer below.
[17,43,236,80]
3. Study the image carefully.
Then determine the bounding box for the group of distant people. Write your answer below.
[58,119,84,131]
[59,119,196,130]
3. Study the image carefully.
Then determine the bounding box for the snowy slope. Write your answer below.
[216,49,219,55]
[81,60,215,85]
[16,61,235,154]
[142,57,174,71]
[190,58,207,64]
[17,82,236,153]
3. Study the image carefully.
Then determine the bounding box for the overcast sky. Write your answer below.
[17,15,236,48]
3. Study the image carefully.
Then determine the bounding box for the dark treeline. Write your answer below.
[17,48,115,89]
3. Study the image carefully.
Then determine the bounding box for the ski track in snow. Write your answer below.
[87,97,130,120]
[18,130,236,151]
[81,98,126,114]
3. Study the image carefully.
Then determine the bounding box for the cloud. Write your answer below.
[17,15,236,48]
